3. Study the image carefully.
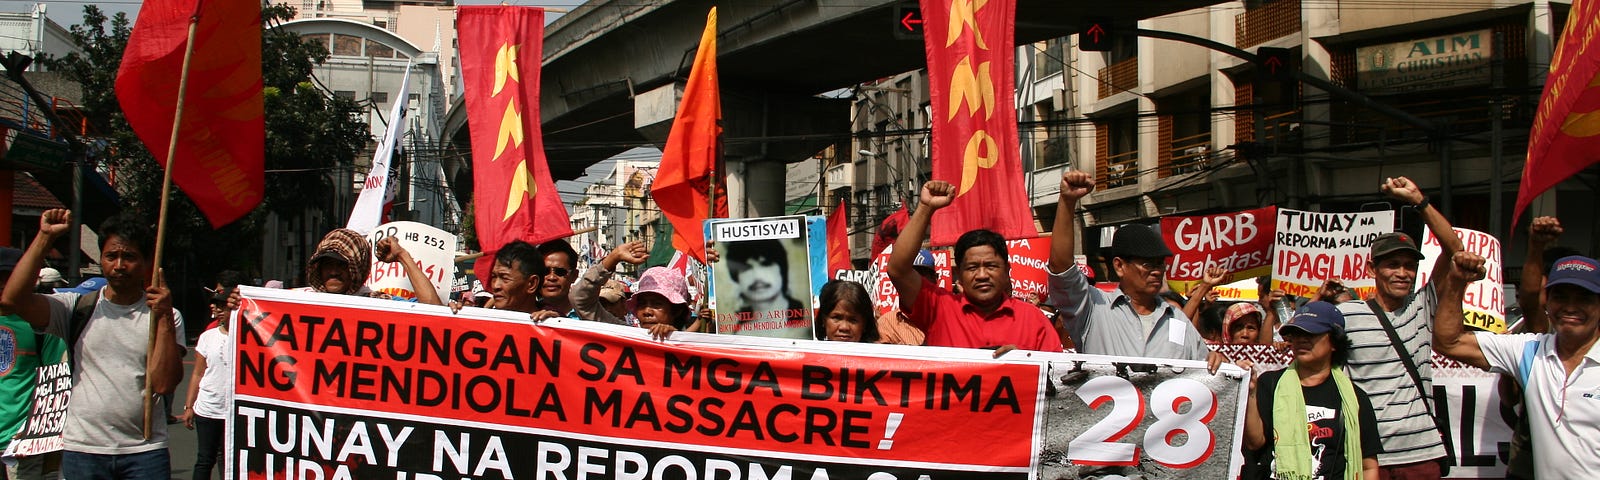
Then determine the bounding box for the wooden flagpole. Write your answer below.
[144,13,201,440]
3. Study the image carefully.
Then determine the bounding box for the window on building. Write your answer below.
[301,34,330,54]
[371,92,388,104]
[332,34,362,56]
[334,90,356,100]
[374,20,387,29]
[1035,37,1065,78]
[366,39,395,58]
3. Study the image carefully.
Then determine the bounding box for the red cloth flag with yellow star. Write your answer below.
[920,0,1036,245]
[459,6,572,275]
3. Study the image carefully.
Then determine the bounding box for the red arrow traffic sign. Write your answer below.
[1264,56,1282,74]
[1086,24,1105,43]
[901,11,922,31]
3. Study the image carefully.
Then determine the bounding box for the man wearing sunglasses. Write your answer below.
[1047,171,1227,372]
[530,240,581,321]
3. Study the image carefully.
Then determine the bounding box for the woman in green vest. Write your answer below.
[1243,301,1380,480]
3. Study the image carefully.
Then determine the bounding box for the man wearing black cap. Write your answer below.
[1435,252,1600,478]
[1334,176,1463,476]
[1046,171,1225,370]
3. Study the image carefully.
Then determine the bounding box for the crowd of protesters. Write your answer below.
[0,167,1593,480]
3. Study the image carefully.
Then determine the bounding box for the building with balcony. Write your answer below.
[1024,0,1591,273]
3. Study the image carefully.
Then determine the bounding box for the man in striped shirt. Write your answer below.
[1336,176,1464,478]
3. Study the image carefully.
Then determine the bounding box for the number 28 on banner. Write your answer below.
[1068,377,1217,468]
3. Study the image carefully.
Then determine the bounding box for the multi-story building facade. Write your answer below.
[833,1,1590,273]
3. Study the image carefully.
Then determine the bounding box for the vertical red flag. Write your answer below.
[1515,0,1600,226]
[827,199,851,276]
[652,8,727,263]
[459,6,573,275]
[920,0,1037,245]
[116,0,264,228]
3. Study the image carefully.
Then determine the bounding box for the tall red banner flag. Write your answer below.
[1515,0,1600,225]
[827,199,851,276]
[652,8,727,263]
[459,6,573,275]
[116,0,264,228]
[920,0,1037,246]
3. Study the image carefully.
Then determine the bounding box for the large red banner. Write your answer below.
[231,289,1042,478]
[1160,207,1277,294]
[921,0,1037,245]
[459,6,572,276]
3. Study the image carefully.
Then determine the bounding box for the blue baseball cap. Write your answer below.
[913,249,938,269]
[1547,256,1600,294]
[1281,301,1345,335]
[55,277,107,294]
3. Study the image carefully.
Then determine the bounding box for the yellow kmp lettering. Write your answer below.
[945,0,990,49]
[495,101,525,160]
[948,57,995,121]
[503,160,536,221]
[493,44,520,95]
[960,130,999,195]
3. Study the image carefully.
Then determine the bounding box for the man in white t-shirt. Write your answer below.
[0,209,185,480]
[1435,253,1600,478]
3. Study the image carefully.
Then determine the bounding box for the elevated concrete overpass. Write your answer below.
[443,0,1224,216]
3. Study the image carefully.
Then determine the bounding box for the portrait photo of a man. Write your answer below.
[709,217,816,339]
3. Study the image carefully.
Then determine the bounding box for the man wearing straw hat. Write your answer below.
[0,209,185,480]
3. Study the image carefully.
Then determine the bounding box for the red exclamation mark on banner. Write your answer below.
[877,412,904,450]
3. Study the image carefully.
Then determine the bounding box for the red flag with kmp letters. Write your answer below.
[116,0,264,228]
[1515,0,1600,226]
[920,0,1036,245]
[827,199,851,276]
[459,6,573,276]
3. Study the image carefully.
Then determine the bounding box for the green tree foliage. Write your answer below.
[47,4,370,283]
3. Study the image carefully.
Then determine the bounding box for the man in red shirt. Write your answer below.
[887,181,1063,354]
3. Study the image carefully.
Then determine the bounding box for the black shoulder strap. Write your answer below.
[68,290,99,369]
[1366,299,1447,433]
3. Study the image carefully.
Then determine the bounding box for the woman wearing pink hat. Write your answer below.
[628,267,694,339]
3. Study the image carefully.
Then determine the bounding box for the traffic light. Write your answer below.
[1254,47,1295,81]
[1080,18,1113,52]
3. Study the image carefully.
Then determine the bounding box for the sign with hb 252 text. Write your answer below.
[227,287,1251,479]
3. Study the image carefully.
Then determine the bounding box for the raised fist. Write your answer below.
[1381,176,1425,206]
[1448,251,1487,283]
[1060,171,1094,202]
[39,209,71,237]
[1530,216,1563,246]
[919,181,956,210]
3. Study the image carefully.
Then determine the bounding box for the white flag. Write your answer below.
[347,65,412,234]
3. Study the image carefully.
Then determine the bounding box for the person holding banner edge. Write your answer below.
[886,181,1062,355]
[0,209,184,480]
[1046,171,1229,372]
[1434,251,1600,478]
[1335,176,1463,477]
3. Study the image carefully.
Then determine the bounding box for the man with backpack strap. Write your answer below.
[0,209,184,480]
